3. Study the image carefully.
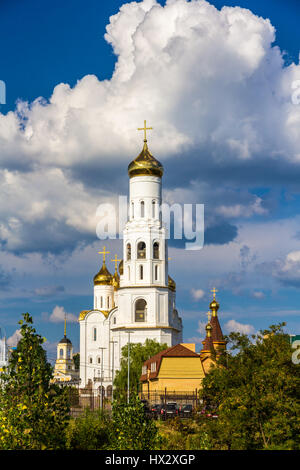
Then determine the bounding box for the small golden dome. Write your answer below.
[128,141,164,179]
[112,271,120,290]
[168,275,176,292]
[210,299,220,311]
[94,262,113,286]
[118,259,123,276]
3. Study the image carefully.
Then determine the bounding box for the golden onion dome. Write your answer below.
[168,275,176,292]
[128,141,164,179]
[94,262,113,286]
[209,298,220,312]
[112,271,120,290]
[206,322,212,333]
[118,259,123,276]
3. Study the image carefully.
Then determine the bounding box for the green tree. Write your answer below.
[199,323,300,450]
[110,395,160,450]
[73,352,80,370]
[0,313,70,450]
[113,339,168,399]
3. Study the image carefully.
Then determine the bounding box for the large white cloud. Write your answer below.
[0,0,300,257]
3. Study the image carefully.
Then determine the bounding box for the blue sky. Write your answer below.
[0,0,300,362]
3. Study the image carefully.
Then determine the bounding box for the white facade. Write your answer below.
[79,143,182,392]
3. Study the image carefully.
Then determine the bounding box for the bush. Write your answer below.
[66,409,110,450]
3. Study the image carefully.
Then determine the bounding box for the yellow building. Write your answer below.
[140,290,226,393]
[53,318,79,384]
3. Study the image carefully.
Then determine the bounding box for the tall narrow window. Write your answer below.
[135,299,147,322]
[155,265,158,281]
[107,296,110,309]
[152,200,156,218]
[141,201,145,218]
[153,242,159,259]
[93,327,97,341]
[140,265,143,280]
[100,297,103,309]
[137,241,146,259]
[60,348,63,358]
[132,202,134,219]
[126,243,131,260]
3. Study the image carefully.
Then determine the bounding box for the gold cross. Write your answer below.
[98,246,110,264]
[138,120,153,141]
[211,287,218,299]
[111,254,122,272]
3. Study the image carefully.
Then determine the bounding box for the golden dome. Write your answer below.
[118,259,123,275]
[210,299,220,312]
[206,322,212,333]
[112,271,120,290]
[128,141,164,179]
[94,262,113,286]
[168,275,176,292]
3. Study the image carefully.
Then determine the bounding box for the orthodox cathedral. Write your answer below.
[79,122,183,392]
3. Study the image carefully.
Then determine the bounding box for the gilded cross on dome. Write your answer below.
[111,254,122,272]
[138,120,153,142]
[98,246,110,264]
[211,287,218,299]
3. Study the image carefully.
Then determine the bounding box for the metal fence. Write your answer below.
[67,387,202,418]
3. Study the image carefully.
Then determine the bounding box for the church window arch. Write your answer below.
[97,356,101,364]
[67,348,71,359]
[126,243,131,260]
[153,242,159,259]
[135,299,147,322]
[89,357,93,364]
[141,200,145,218]
[137,241,146,259]
[59,348,64,358]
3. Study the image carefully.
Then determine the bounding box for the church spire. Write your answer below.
[209,289,226,353]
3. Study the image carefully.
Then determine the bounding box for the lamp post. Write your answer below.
[126,331,134,404]
[98,347,106,410]
[110,340,118,403]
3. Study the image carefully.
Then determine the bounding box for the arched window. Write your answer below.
[141,201,145,218]
[153,242,159,259]
[89,357,93,364]
[97,357,101,364]
[93,327,97,341]
[59,348,64,358]
[135,299,147,322]
[126,243,131,260]
[137,241,146,259]
[155,265,158,281]
[67,348,71,359]
[152,200,156,218]
[107,296,110,309]
[140,265,144,280]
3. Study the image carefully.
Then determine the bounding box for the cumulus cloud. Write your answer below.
[7,329,22,347]
[269,250,300,288]
[225,319,255,335]
[191,288,205,300]
[0,0,300,257]
[47,305,77,323]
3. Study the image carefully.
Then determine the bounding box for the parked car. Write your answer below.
[150,403,163,419]
[160,402,179,420]
[179,404,193,417]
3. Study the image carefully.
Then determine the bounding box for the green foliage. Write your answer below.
[73,352,80,370]
[0,313,70,450]
[114,339,168,399]
[199,323,300,450]
[110,395,160,450]
[66,409,110,450]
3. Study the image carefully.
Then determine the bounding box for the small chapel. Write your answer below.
[79,122,183,393]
